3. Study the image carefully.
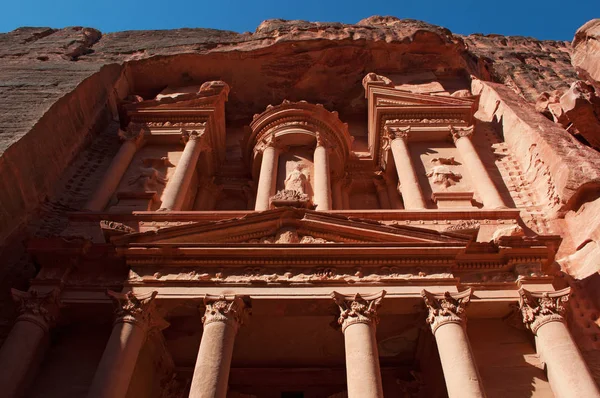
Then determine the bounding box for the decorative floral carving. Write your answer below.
[202,295,248,329]
[450,125,474,142]
[108,290,168,331]
[384,125,410,141]
[421,289,473,333]
[518,288,570,334]
[119,124,147,147]
[331,291,385,331]
[444,220,481,232]
[385,118,464,125]
[100,220,135,234]
[11,288,60,331]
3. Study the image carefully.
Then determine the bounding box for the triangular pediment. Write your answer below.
[112,208,471,246]
[369,86,477,108]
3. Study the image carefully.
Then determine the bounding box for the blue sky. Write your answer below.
[1,0,598,41]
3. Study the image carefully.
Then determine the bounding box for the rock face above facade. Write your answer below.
[572,19,600,89]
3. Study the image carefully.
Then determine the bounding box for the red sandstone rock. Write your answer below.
[559,80,600,149]
[572,19,600,89]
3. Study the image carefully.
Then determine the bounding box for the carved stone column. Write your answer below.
[189,295,248,398]
[373,178,390,209]
[422,289,486,398]
[0,289,59,398]
[254,136,281,211]
[85,127,145,211]
[87,291,167,398]
[314,133,333,210]
[519,288,600,398]
[332,291,385,398]
[450,126,505,209]
[160,130,210,211]
[386,127,427,209]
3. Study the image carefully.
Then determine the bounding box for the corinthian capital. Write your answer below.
[202,295,248,330]
[422,289,473,334]
[11,288,60,332]
[518,288,570,334]
[108,290,168,332]
[384,126,410,141]
[119,124,147,148]
[332,291,385,332]
[449,125,474,143]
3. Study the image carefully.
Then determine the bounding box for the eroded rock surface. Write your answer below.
[572,19,600,89]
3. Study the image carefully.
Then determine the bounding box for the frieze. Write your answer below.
[145,121,207,128]
[127,266,455,285]
[384,118,465,125]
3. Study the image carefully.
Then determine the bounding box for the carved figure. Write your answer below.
[128,159,170,191]
[426,165,462,187]
[284,164,309,194]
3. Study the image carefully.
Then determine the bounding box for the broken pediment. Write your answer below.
[111,208,471,246]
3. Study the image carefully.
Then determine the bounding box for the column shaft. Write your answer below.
[87,291,162,398]
[453,133,505,209]
[189,321,238,398]
[87,321,146,398]
[254,145,279,211]
[390,138,427,209]
[189,296,246,398]
[343,323,384,398]
[0,320,49,397]
[313,144,332,210]
[422,289,485,398]
[519,288,600,398]
[0,289,58,398]
[85,139,138,211]
[161,134,206,210]
[434,322,486,398]
[332,291,385,398]
[536,321,600,397]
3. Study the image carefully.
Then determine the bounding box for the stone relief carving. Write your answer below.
[449,125,474,142]
[518,288,570,334]
[444,220,481,232]
[100,220,135,235]
[243,227,333,244]
[11,288,60,331]
[422,289,473,333]
[426,157,463,188]
[332,291,385,331]
[284,164,309,194]
[128,266,455,285]
[202,295,248,328]
[108,290,168,332]
[128,157,172,191]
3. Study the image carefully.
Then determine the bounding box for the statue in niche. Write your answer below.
[426,157,462,188]
[284,164,309,194]
[128,157,173,191]
[269,164,313,209]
